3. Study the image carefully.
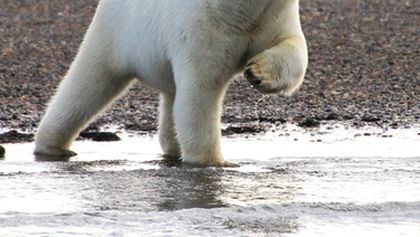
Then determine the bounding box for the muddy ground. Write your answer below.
[0,0,419,143]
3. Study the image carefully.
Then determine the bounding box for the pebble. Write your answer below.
[325,112,340,121]
[0,145,5,158]
[222,125,265,136]
[298,118,320,128]
[78,132,121,142]
[362,115,381,123]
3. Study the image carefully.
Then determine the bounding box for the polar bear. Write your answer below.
[34,0,308,166]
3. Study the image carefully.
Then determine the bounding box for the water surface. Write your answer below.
[1,128,419,236]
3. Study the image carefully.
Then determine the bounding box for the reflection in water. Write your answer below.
[0,156,301,234]
[65,161,300,234]
[34,154,72,162]
[60,160,300,212]
[156,167,226,210]
[69,162,230,211]
[1,135,419,236]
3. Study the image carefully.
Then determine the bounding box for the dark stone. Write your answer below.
[325,112,339,120]
[362,115,381,123]
[257,117,287,124]
[222,125,264,136]
[124,123,157,132]
[390,122,399,129]
[343,114,354,120]
[0,130,34,143]
[0,145,5,158]
[297,117,320,128]
[78,132,121,142]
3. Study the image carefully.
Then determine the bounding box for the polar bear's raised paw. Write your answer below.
[244,37,308,96]
[244,55,285,94]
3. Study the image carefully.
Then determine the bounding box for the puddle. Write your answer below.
[0,126,419,236]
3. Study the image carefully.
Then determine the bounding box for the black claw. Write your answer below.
[244,68,262,86]
[250,79,262,86]
[244,68,254,79]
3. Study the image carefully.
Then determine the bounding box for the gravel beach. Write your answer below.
[0,0,419,143]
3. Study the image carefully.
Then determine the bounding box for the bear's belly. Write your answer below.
[134,60,175,94]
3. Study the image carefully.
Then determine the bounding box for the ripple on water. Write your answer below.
[0,137,419,236]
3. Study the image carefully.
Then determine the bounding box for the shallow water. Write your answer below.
[1,127,419,236]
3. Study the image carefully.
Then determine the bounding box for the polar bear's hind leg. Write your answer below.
[34,48,133,157]
[158,93,181,159]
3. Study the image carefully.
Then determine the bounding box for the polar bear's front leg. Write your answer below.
[172,79,231,167]
[158,93,181,159]
[244,36,308,95]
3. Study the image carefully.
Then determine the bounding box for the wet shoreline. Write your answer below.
[1,118,419,160]
[1,119,419,144]
[1,121,419,160]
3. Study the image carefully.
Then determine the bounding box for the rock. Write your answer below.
[362,115,381,123]
[257,117,287,123]
[298,117,320,128]
[343,114,354,120]
[0,145,5,158]
[390,122,399,129]
[124,123,157,132]
[0,130,34,143]
[325,112,339,120]
[78,132,121,142]
[222,125,264,136]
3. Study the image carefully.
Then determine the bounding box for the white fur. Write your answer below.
[35,0,308,166]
